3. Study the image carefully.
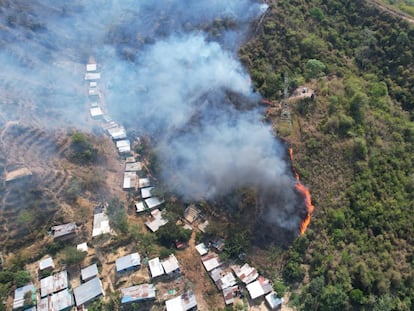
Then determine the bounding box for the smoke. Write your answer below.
[0,0,304,233]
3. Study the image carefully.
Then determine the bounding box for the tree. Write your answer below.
[61,246,86,266]
[319,285,349,311]
[156,222,191,248]
[13,271,31,287]
[305,59,326,79]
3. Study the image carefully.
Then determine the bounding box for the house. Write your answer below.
[138,178,151,188]
[125,162,142,172]
[107,124,127,140]
[39,257,54,271]
[92,212,111,237]
[5,168,32,183]
[165,291,197,311]
[195,243,208,256]
[209,268,236,290]
[222,285,239,305]
[144,197,164,210]
[183,205,200,224]
[84,72,101,80]
[116,253,141,273]
[13,284,36,310]
[120,284,156,304]
[135,201,146,213]
[145,209,168,232]
[141,186,153,199]
[161,254,180,276]
[77,242,88,253]
[210,238,225,252]
[265,292,283,310]
[123,172,137,190]
[81,263,99,282]
[90,107,103,118]
[148,257,165,279]
[88,88,99,96]
[51,222,77,239]
[231,263,259,285]
[246,276,273,300]
[90,81,97,88]
[86,63,97,72]
[40,271,69,297]
[116,139,131,154]
[198,220,209,233]
[73,277,104,307]
[37,289,73,311]
[201,253,222,272]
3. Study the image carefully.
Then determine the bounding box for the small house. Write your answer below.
[13,284,36,310]
[135,201,146,213]
[161,254,180,276]
[201,253,222,272]
[116,253,141,273]
[231,263,259,285]
[265,292,283,310]
[144,197,164,210]
[39,257,54,271]
[145,209,168,233]
[195,243,208,256]
[86,63,97,72]
[120,283,156,304]
[209,268,236,290]
[141,187,153,199]
[198,220,209,233]
[90,107,103,119]
[165,291,197,311]
[40,271,69,297]
[116,139,131,154]
[125,162,142,172]
[148,257,165,279]
[51,222,77,239]
[73,277,104,307]
[107,124,127,140]
[37,289,73,311]
[222,285,239,305]
[84,72,101,80]
[246,276,273,300]
[77,242,88,253]
[81,263,99,282]
[183,205,200,224]
[92,212,111,237]
[138,178,151,188]
[123,172,137,190]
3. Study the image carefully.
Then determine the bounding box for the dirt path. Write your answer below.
[366,0,414,24]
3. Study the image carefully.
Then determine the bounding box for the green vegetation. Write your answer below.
[107,197,128,233]
[60,246,87,266]
[240,1,414,310]
[156,222,191,248]
[68,132,98,164]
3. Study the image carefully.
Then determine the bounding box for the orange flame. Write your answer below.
[289,147,314,235]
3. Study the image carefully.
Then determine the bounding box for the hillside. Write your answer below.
[240,0,414,310]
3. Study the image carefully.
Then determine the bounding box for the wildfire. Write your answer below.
[289,147,315,235]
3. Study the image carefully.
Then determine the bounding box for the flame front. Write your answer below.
[289,147,314,235]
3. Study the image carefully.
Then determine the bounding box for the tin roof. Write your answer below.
[81,264,99,281]
[13,284,36,310]
[195,243,208,256]
[148,257,165,278]
[202,254,222,272]
[92,212,110,237]
[161,254,180,274]
[165,291,197,311]
[231,263,259,285]
[116,253,141,272]
[73,277,104,306]
[246,277,273,300]
[120,284,156,304]
[39,257,54,270]
[51,222,76,238]
[40,271,68,297]
[37,289,73,311]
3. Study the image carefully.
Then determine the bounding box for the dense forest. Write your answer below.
[240,0,414,310]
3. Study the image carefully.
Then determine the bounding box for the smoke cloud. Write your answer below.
[0,0,303,234]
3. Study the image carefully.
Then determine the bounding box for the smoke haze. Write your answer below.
[0,0,303,233]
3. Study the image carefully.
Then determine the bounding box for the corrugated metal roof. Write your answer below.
[141,187,153,198]
[148,257,165,278]
[265,292,283,309]
[231,263,259,285]
[38,290,73,311]
[195,243,208,256]
[51,223,76,238]
[40,271,68,297]
[165,291,197,311]
[202,254,222,272]
[120,284,156,304]
[246,277,272,300]
[39,257,54,270]
[161,254,180,274]
[13,284,36,310]
[73,277,104,306]
[81,263,98,281]
[144,197,164,209]
[92,212,110,237]
[116,253,141,272]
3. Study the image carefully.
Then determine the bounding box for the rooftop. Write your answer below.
[123,172,137,189]
[141,186,153,199]
[107,125,127,140]
[116,253,141,272]
[161,254,180,274]
[145,209,168,232]
[90,107,103,118]
[92,212,111,237]
[40,271,69,297]
[84,72,101,80]
[37,289,73,311]
[144,197,164,210]
[73,277,104,307]
[148,257,165,278]
[116,139,131,154]
[125,162,142,172]
[86,63,97,72]
[222,285,239,305]
[39,257,54,271]
[81,263,99,281]
[51,222,77,238]
[195,243,208,256]
[138,178,151,188]
[246,277,273,300]
[135,201,146,213]
[165,291,197,311]
[202,253,222,272]
[13,284,36,310]
[231,263,259,285]
[77,242,88,252]
[198,220,209,233]
[265,292,283,310]
[184,205,200,224]
[121,284,156,304]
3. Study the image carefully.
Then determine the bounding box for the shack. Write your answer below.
[73,277,104,307]
[116,253,141,273]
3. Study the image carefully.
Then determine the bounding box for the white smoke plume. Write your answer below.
[0,0,304,234]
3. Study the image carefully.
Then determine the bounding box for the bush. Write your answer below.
[61,246,86,265]
[156,222,191,248]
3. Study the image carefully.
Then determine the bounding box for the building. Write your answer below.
[107,124,127,140]
[39,257,54,271]
[86,63,97,72]
[222,285,239,305]
[120,284,156,304]
[165,291,197,311]
[198,220,209,233]
[81,263,99,282]
[195,243,208,256]
[123,172,137,190]
[210,238,225,252]
[201,253,222,272]
[92,212,111,237]
[90,107,103,118]
[145,209,168,232]
[141,186,153,199]
[138,178,151,188]
[51,222,77,239]
[231,263,259,285]
[116,139,131,154]
[246,276,273,300]
[37,290,73,311]
[116,253,141,273]
[265,292,283,310]
[148,257,165,279]
[13,284,36,310]
[161,254,180,276]
[77,242,88,252]
[84,72,101,80]
[40,271,69,297]
[144,197,164,210]
[125,162,142,172]
[209,268,236,290]
[135,201,146,213]
[73,277,104,307]
[183,205,200,224]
